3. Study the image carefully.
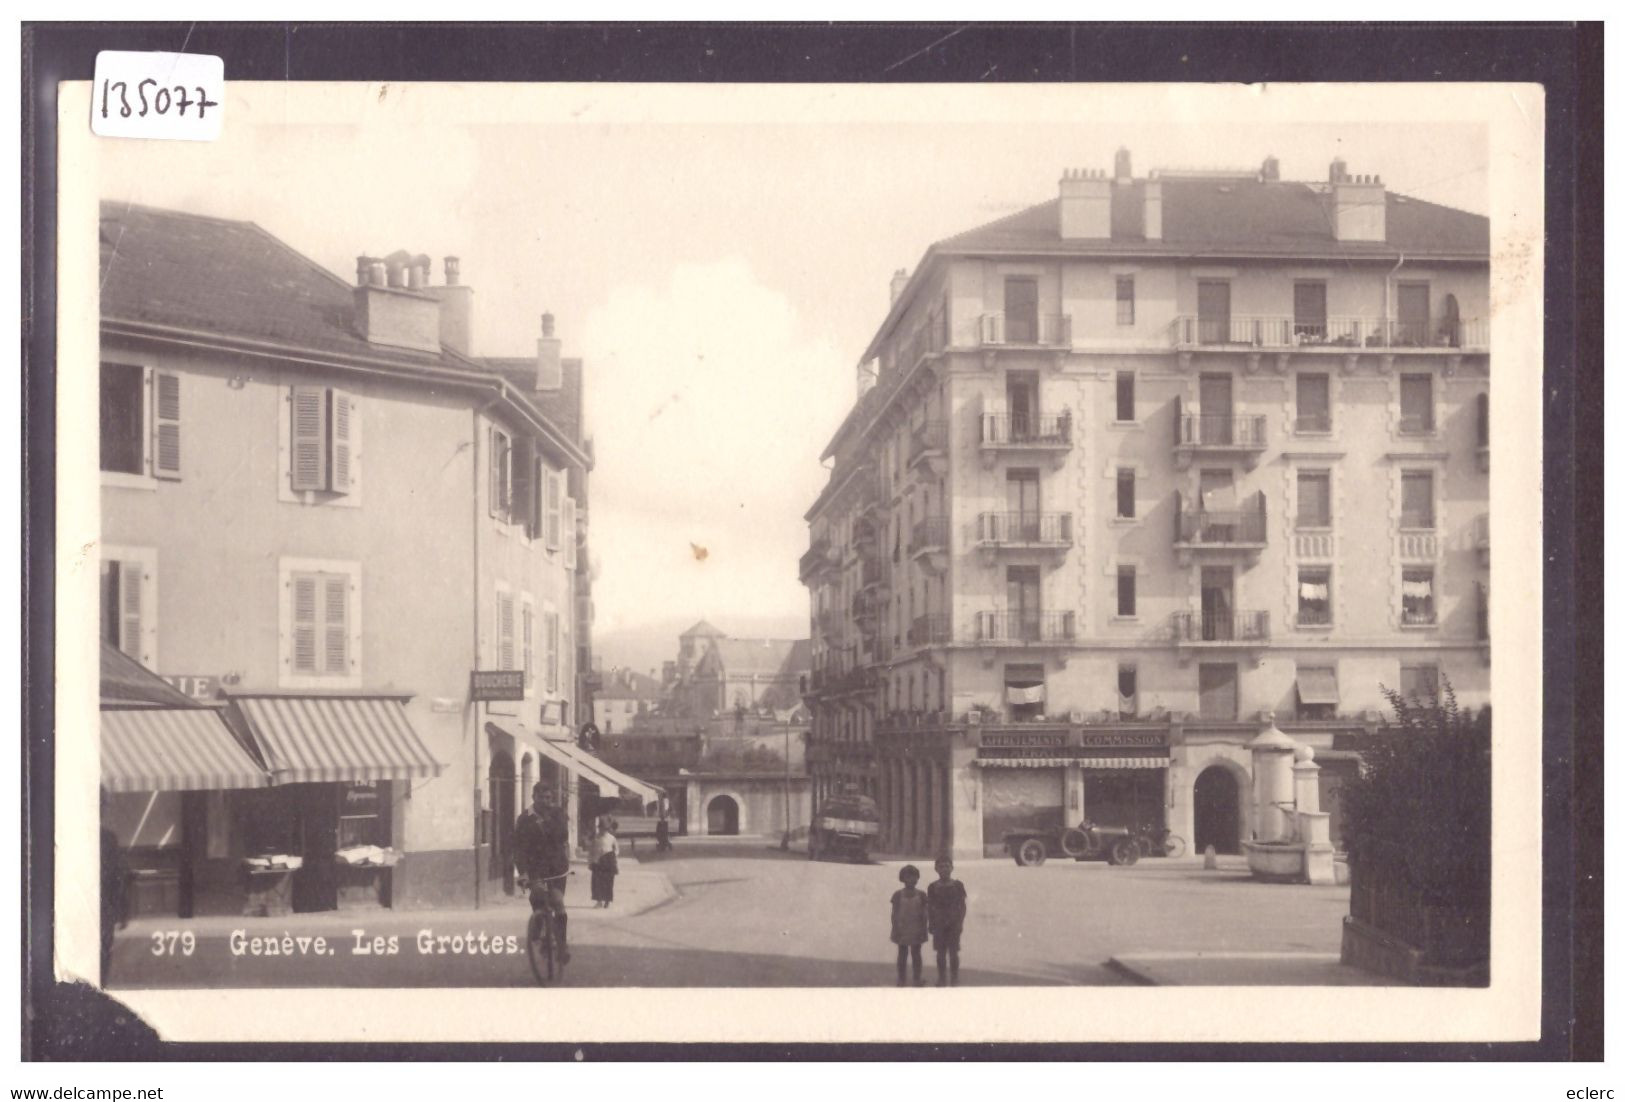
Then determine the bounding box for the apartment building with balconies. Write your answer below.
[801,151,1490,861]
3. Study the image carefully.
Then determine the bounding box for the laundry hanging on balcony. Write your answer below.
[1299,580,1329,601]
[1402,577,1434,598]
[1005,683,1046,706]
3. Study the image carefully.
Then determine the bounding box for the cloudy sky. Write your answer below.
[92,83,1497,651]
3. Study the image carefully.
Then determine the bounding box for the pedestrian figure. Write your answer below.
[655,814,672,852]
[890,864,928,986]
[590,816,619,908]
[100,821,129,983]
[927,855,967,986]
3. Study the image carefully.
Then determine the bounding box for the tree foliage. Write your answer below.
[1338,677,1491,906]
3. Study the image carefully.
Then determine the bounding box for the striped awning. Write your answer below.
[1295,667,1341,706]
[973,756,1168,769]
[234,695,443,784]
[490,720,662,806]
[101,708,270,792]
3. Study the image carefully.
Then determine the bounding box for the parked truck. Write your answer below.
[808,791,880,863]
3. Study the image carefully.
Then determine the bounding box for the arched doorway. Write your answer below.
[489,750,516,894]
[706,794,740,836]
[1193,765,1241,855]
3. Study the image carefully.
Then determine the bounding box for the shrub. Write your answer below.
[1338,677,1491,908]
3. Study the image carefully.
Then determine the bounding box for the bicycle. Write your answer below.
[1134,827,1188,860]
[521,870,573,985]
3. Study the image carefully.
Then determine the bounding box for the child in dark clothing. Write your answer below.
[927,856,967,986]
[890,864,928,986]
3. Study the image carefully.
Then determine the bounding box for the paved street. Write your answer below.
[108,840,1364,989]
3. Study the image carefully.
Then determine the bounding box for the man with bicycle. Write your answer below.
[514,782,571,966]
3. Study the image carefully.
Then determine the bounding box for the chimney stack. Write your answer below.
[1329,157,1348,184]
[890,268,910,305]
[1114,147,1132,183]
[1143,174,1163,241]
[1058,167,1112,239]
[1261,155,1280,182]
[1330,166,1387,242]
[536,312,563,392]
[425,256,474,356]
[353,248,443,353]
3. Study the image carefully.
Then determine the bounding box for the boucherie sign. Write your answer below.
[469,670,525,702]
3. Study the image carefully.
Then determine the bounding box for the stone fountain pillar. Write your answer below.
[1248,718,1298,843]
[1292,745,1337,885]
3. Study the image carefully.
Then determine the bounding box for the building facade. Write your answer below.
[97,203,625,914]
[801,154,1491,860]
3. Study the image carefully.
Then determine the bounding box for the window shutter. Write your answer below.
[292,574,318,673]
[328,389,354,494]
[544,611,559,693]
[546,471,562,550]
[563,497,577,568]
[488,427,505,519]
[152,372,182,480]
[323,574,349,674]
[291,388,328,491]
[498,593,516,670]
[119,561,144,660]
[530,454,544,541]
[522,604,535,687]
[512,438,534,535]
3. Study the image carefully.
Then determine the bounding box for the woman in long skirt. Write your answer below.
[590,817,619,907]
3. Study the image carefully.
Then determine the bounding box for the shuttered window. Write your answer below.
[1116,469,1136,519]
[522,602,535,688]
[1400,471,1435,529]
[512,437,535,535]
[1296,471,1331,528]
[496,591,516,670]
[545,611,560,693]
[1114,371,1135,422]
[563,496,577,568]
[152,372,182,479]
[545,470,562,550]
[489,427,512,520]
[101,558,151,664]
[290,386,356,495]
[291,387,329,491]
[328,389,354,493]
[291,570,352,676]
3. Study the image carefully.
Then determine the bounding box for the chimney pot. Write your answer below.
[368,260,387,287]
[1330,157,1348,183]
[1261,155,1280,181]
[542,312,556,338]
[356,256,372,285]
[407,263,425,290]
[889,268,910,305]
[1115,148,1132,181]
[445,256,461,285]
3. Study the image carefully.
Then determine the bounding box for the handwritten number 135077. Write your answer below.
[100,78,219,120]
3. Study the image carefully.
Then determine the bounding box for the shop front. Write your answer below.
[100,705,274,918]
[485,719,663,850]
[224,691,443,914]
[973,726,1171,856]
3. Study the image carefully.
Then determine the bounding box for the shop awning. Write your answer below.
[1295,667,1341,706]
[233,694,443,784]
[489,720,663,806]
[101,707,270,792]
[972,756,1167,769]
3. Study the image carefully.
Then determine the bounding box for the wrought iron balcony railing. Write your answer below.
[1174,495,1269,547]
[909,516,951,555]
[1176,413,1268,449]
[907,614,953,647]
[1171,609,1270,643]
[978,412,1073,447]
[974,512,1073,546]
[973,610,1076,645]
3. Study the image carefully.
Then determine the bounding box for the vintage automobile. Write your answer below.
[1003,820,1140,867]
[807,790,880,863]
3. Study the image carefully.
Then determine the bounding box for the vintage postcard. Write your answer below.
[53,79,1545,1045]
